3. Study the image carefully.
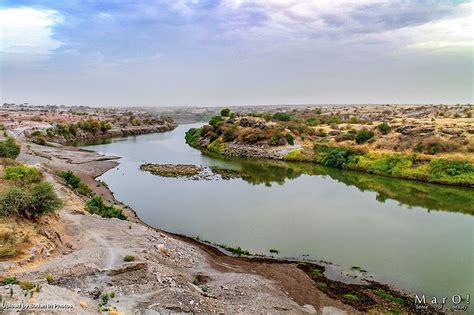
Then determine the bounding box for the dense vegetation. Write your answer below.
[0,164,62,218]
[186,107,474,186]
[57,170,93,196]
[85,195,127,220]
[314,144,474,186]
[0,138,20,159]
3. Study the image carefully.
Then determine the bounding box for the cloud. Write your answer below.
[0,7,63,62]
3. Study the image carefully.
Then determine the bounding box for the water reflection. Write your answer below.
[206,153,474,215]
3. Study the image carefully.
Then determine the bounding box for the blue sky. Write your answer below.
[0,0,472,106]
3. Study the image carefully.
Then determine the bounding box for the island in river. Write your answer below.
[186,104,474,186]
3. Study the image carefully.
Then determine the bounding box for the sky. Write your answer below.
[0,0,473,107]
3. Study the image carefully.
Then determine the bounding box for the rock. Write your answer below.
[441,128,463,136]
[107,261,147,276]
[88,287,101,299]
[79,301,88,309]
[328,130,340,136]
[157,244,171,257]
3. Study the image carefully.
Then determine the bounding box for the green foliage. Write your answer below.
[77,182,93,196]
[0,186,29,216]
[355,128,374,144]
[0,230,25,258]
[0,137,20,159]
[0,124,5,130]
[45,274,54,284]
[3,276,19,285]
[100,121,112,132]
[272,112,292,121]
[57,170,81,189]
[306,117,320,126]
[315,145,354,169]
[219,244,251,256]
[284,148,304,161]
[315,282,328,289]
[20,280,35,291]
[223,125,238,142]
[309,268,323,277]
[123,255,135,262]
[374,289,405,305]
[285,133,294,145]
[27,182,62,217]
[4,165,42,185]
[209,115,224,127]
[342,293,359,301]
[185,127,202,147]
[349,116,359,124]
[207,138,225,154]
[377,122,391,134]
[220,108,230,117]
[262,113,273,122]
[85,195,127,220]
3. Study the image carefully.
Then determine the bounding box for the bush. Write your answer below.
[123,255,135,262]
[77,182,93,196]
[209,115,224,127]
[185,128,202,147]
[0,137,20,159]
[262,113,272,122]
[320,147,354,169]
[272,112,292,121]
[223,125,238,142]
[4,165,42,185]
[85,195,127,220]
[57,170,81,189]
[285,133,294,145]
[27,182,62,217]
[220,108,230,117]
[377,122,391,135]
[306,118,320,126]
[0,186,29,216]
[355,128,374,144]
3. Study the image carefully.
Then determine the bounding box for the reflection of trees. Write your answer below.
[206,153,473,215]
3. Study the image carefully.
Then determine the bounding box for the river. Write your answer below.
[83,123,473,303]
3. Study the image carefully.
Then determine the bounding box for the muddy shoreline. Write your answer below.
[79,145,436,313]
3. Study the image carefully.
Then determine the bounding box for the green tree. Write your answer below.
[27,182,62,217]
[220,108,231,117]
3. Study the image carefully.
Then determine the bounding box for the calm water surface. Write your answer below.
[84,123,474,301]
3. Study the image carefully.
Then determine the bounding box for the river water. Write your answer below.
[83,123,473,302]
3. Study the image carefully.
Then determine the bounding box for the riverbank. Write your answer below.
[0,135,436,313]
[185,105,474,187]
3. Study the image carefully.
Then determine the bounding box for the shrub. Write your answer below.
[57,170,81,188]
[20,280,35,291]
[4,165,42,185]
[220,108,230,117]
[272,112,292,121]
[0,230,25,258]
[262,113,272,122]
[285,133,294,145]
[45,274,54,284]
[355,128,374,144]
[321,147,354,169]
[0,124,5,130]
[209,115,224,127]
[377,122,391,134]
[223,125,238,142]
[77,182,93,196]
[306,118,319,126]
[0,137,20,159]
[85,195,127,220]
[27,182,62,217]
[3,276,19,285]
[0,186,29,216]
[123,255,135,262]
[185,128,202,147]
[31,136,47,145]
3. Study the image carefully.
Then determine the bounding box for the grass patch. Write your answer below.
[343,293,359,301]
[374,289,405,305]
[309,268,323,277]
[85,195,127,220]
[219,244,251,256]
[283,148,303,161]
[3,276,19,285]
[315,282,328,289]
[123,255,135,262]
